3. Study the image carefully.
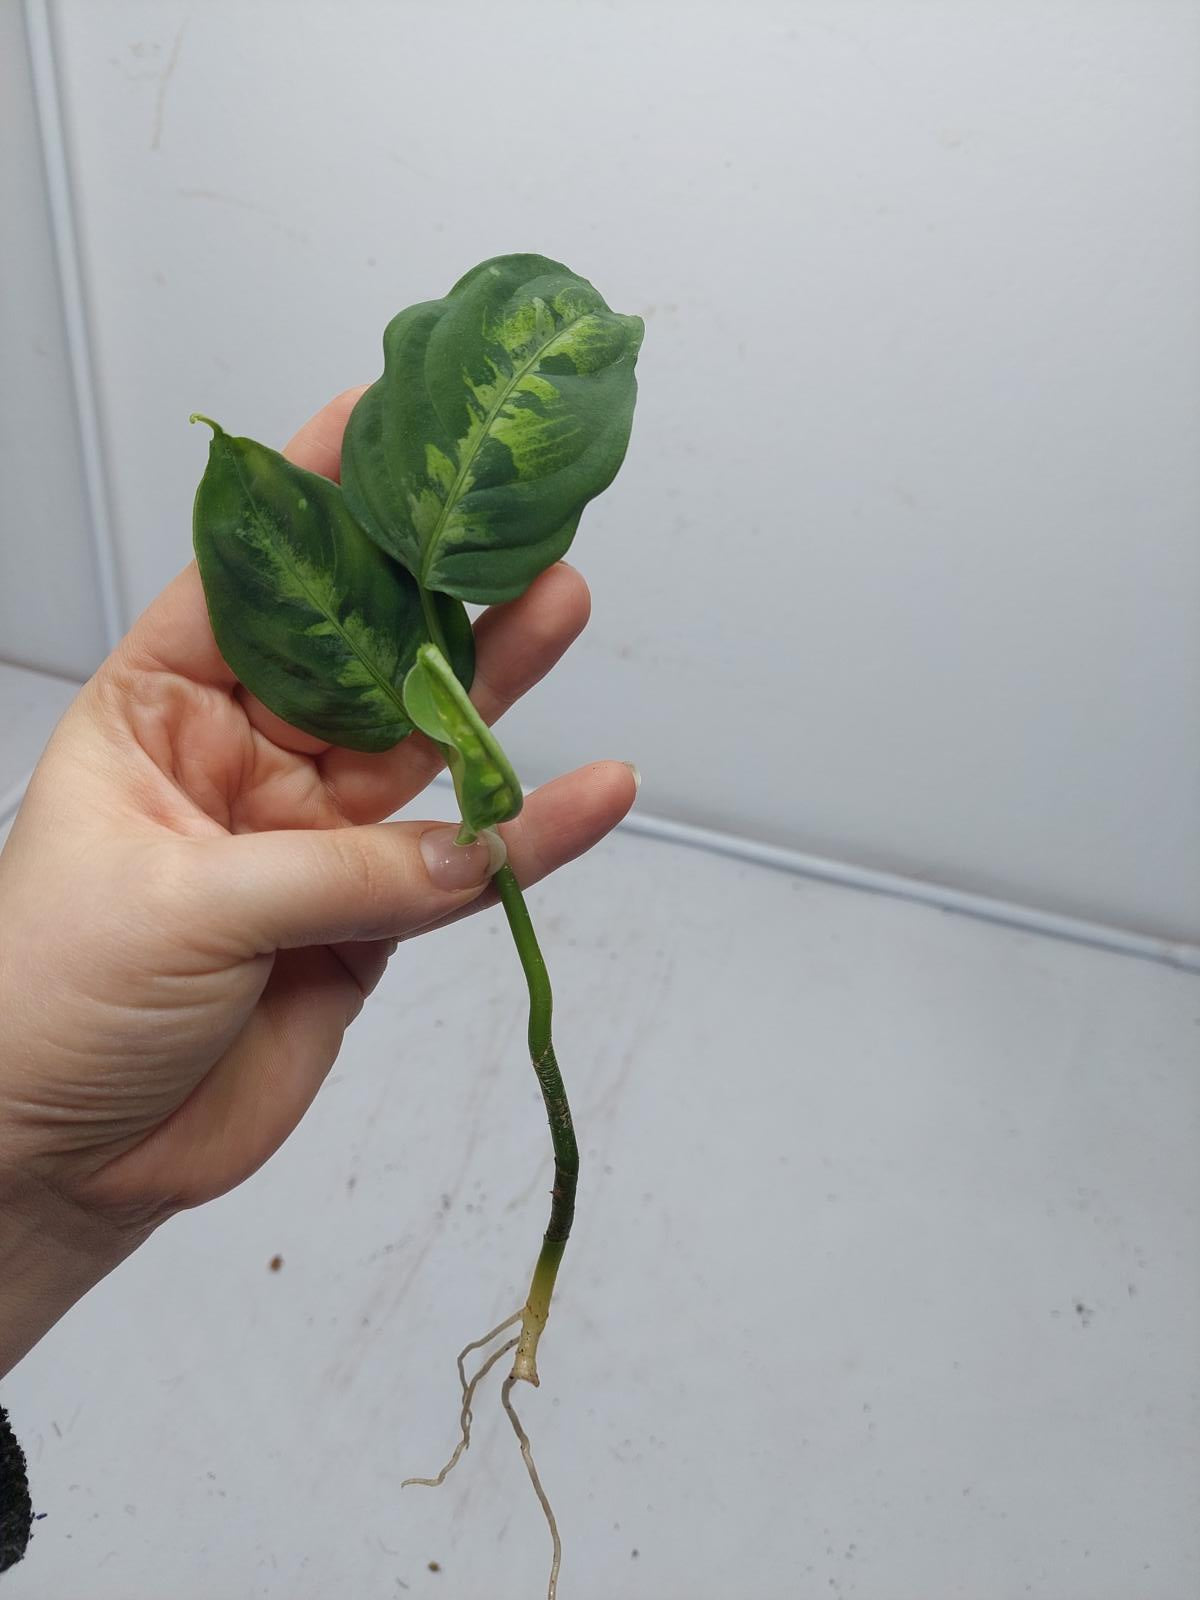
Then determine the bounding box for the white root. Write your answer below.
[401,1312,521,1488]
[403,1309,564,1600]
[501,1373,562,1600]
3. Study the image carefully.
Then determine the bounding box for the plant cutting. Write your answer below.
[190,254,643,1597]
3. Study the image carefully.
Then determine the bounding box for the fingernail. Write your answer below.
[623,761,642,795]
[479,827,508,874]
[419,826,494,891]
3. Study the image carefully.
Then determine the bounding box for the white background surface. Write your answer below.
[3,0,1197,942]
[2,821,1198,1598]
[0,661,80,805]
[0,1,104,678]
[1,14,1198,1588]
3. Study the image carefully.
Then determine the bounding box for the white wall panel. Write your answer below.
[49,0,1200,940]
[0,0,107,678]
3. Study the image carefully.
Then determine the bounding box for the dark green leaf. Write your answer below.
[341,254,644,605]
[191,417,473,752]
[402,643,522,844]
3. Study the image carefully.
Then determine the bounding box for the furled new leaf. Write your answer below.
[402,643,522,844]
[341,253,644,605]
[192,418,474,752]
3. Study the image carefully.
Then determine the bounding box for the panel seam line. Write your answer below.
[23,0,125,655]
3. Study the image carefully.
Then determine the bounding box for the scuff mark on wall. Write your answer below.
[150,16,188,152]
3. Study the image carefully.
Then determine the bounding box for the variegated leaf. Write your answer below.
[341,254,643,605]
[191,418,473,752]
[402,643,522,844]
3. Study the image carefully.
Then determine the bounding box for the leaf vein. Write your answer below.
[418,312,590,586]
[223,439,407,732]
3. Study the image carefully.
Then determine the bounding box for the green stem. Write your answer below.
[420,587,451,660]
[493,862,578,1385]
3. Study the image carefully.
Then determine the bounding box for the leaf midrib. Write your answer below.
[419,309,589,587]
[225,439,408,733]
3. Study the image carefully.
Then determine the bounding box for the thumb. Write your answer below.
[199,821,508,953]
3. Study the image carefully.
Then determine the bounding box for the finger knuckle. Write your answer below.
[327,828,393,928]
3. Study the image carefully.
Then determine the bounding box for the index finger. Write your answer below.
[280,385,368,481]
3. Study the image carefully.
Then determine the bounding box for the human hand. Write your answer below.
[0,389,636,1375]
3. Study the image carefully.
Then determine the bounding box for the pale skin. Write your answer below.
[0,388,636,1379]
